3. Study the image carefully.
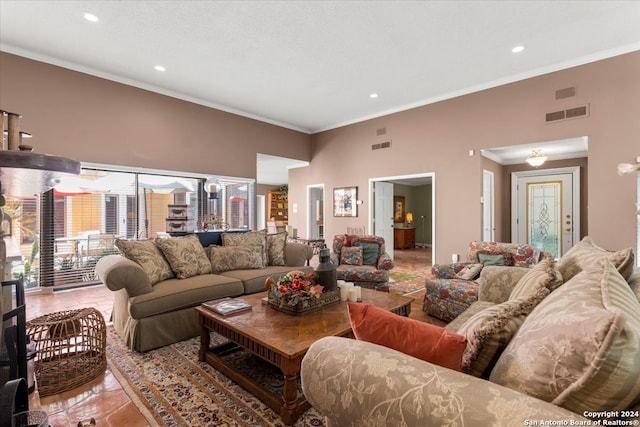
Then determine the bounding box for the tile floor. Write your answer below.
[22,247,441,426]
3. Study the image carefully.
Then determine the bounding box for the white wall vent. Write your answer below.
[545,104,589,123]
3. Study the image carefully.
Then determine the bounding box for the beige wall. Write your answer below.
[0,52,311,179]
[290,51,640,263]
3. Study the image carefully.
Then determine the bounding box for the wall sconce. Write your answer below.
[406,212,413,227]
[617,158,640,176]
[526,149,547,167]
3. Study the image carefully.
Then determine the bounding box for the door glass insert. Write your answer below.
[527,181,561,258]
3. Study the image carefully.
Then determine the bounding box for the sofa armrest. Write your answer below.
[285,242,313,267]
[376,252,394,270]
[301,337,587,426]
[476,265,529,303]
[431,262,473,279]
[95,254,152,296]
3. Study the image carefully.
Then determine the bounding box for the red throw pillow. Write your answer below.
[343,234,355,247]
[347,303,467,371]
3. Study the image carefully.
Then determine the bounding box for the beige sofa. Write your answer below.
[96,232,313,352]
[302,237,639,425]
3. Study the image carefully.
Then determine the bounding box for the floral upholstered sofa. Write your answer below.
[330,234,394,291]
[424,241,547,321]
[302,237,640,425]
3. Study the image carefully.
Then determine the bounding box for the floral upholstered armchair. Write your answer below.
[330,234,394,291]
[424,241,546,321]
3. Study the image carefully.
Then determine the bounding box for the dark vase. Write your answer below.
[315,247,337,292]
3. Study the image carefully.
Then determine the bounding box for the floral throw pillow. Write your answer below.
[341,246,363,266]
[209,245,264,273]
[222,230,268,266]
[155,234,212,279]
[266,231,287,266]
[115,238,174,285]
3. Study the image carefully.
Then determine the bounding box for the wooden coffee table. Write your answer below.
[195,288,413,425]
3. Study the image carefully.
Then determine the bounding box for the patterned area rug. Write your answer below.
[106,327,325,426]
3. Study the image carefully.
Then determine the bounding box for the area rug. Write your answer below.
[106,327,325,426]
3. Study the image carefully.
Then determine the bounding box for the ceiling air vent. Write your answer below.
[545,104,589,123]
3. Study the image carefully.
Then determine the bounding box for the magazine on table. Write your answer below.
[203,297,252,315]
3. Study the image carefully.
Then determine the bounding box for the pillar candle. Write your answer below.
[354,286,362,302]
[340,286,350,302]
[347,288,358,302]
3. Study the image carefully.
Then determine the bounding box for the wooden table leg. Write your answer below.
[198,315,210,362]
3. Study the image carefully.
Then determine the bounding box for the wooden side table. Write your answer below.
[394,227,416,249]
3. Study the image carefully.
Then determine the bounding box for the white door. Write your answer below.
[256,195,265,232]
[482,170,495,241]
[512,167,580,258]
[374,181,394,259]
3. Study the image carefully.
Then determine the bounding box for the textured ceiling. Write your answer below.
[1,0,639,135]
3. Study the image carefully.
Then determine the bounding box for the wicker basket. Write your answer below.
[27,308,106,397]
[268,290,341,316]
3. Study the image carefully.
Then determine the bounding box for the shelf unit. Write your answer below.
[267,191,288,223]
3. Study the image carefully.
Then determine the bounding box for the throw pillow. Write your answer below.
[478,253,506,266]
[557,236,635,281]
[343,234,356,247]
[455,287,549,378]
[508,257,563,300]
[455,263,483,280]
[115,238,174,285]
[155,234,212,279]
[490,260,640,414]
[347,302,467,371]
[209,245,264,273]
[341,246,363,266]
[222,230,268,266]
[266,231,287,266]
[354,241,379,266]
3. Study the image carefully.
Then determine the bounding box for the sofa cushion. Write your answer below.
[455,287,549,378]
[155,234,212,279]
[477,266,530,303]
[266,231,287,266]
[354,241,379,266]
[490,260,640,413]
[220,265,314,294]
[128,274,244,319]
[347,302,467,371]
[341,246,363,265]
[115,238,174,285]
[478,253,507,266]
[223,230,268,266]
[445,301,495,332]
[509,257,563,300]
[557,236,635,281]
[209,245,264,273]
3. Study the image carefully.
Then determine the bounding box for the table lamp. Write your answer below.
[406,212,413,227]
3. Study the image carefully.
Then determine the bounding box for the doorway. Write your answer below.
[369,172,436,262]
[511,166,580,258]
[307,185,324,240]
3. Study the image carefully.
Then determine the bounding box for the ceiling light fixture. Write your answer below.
[154,65,166,72]
[526,149,547,167]
[512,45,525,53]
[369,93,378,99]
[83,12,99,22]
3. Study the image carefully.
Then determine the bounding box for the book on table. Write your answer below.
[203,297,252,315]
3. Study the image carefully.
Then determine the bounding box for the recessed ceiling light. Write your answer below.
[154,65,166,72]
[83,13,99,22]
[369,93,379,99]
[512,45,525,53]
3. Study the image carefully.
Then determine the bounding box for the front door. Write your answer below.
[512,167,580,258]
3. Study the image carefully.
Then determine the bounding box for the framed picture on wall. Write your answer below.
[333,186,358,217]
[394,196,405,222]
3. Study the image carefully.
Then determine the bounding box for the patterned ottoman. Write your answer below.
[423,278,478,322]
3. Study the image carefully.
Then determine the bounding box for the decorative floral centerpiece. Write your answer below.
[266,270,340,315]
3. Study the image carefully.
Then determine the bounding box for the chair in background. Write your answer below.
[330,234,394,291]
[423,241,547,321]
